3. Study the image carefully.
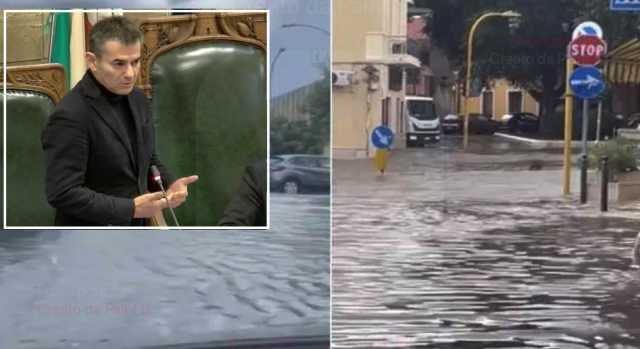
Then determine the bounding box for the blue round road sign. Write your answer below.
[569,67,605,99]
[371,125,394,149]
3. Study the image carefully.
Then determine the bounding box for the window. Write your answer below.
[482,90,494,117]
[389,66,403,91]
[400,100,405,133]
[407,99,437,120]
[391,42,406,54]
[508,90,523,114]
[382,97,390,126]
[396,98,402,132]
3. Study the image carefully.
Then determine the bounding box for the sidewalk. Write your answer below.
[494,132,600,148]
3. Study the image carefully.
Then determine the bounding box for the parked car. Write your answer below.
[468,113,499,134]
[270,155,330,194]
[442,113,462,134]
[506,112,540,133]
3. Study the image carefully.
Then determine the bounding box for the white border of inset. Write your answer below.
[3,8,270,230]
[328,0,334,342]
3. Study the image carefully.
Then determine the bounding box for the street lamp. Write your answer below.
[270,47,286,97]
[463,10,522,149]
[281,23,330,36]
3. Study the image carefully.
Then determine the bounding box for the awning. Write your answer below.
[604,38,640,85]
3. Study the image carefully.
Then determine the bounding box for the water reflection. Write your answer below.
[333,197,640,348]
[333,136,640,348]
[0,194,329,348]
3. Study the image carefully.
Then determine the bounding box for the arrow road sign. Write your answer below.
[570,67,605,99]
[371,125,394,149]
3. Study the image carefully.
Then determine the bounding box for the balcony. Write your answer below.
[365,32,420,68]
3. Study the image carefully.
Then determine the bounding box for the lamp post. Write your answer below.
[281,23,330,36]
[270,47,286,97]
[463,10,522,150]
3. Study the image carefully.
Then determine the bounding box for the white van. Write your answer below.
[405,96,441,147]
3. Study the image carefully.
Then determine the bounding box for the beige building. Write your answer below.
[462,79,539,119]
[333,0,420,159]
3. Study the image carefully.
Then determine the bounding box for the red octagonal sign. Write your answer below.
[568,35,607,66]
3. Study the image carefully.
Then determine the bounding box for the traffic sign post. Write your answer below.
[371,125,394,174]
[570,67,606,204]
[569,67,606,99]
[568,35,607,66]
[564,21,607,203]
[572,21,603,39]
[371,125,394,149]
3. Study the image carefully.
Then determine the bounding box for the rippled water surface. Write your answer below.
[0,194,329,348]
[332,137,640,348]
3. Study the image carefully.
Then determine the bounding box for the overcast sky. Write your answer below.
[2,0,330,97]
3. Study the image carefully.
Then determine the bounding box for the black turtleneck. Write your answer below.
[89,72,138,166]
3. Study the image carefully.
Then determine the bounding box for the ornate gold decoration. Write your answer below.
[137,12,266,96]
[1,64,66,104]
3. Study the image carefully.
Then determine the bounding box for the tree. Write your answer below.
[302,64,330,154]
[418,0,640,135]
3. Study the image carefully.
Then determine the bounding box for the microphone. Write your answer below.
[150,165,180,227]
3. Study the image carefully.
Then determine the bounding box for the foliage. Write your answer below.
[270,64,329,156]
[417,0,640,133]
[303,64,330,153]
[589,138,639,176]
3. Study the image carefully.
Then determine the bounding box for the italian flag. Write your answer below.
[50,10,122,89]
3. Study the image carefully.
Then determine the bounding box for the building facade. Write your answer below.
[333,0,420,159]
[465,79,540,119]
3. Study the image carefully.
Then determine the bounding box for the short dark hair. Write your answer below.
[89,16,143,57]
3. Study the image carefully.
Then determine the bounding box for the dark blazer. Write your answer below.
[42,71,174,226]
[218,161,267,227]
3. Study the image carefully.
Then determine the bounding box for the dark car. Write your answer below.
[442,113,462,134]
[468,113,499,134]
[506,112,540,133]
[270,155,330,194]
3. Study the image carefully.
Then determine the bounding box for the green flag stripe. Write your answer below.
[50,13,71,88]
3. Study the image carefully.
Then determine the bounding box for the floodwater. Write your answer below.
[332,136,640,348]
[0,193,329,349]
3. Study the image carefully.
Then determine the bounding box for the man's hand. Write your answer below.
[166,175,199,208]
[133,191,167,218]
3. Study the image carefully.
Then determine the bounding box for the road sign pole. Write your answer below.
[596,100,603,143]
[580,98,589,203]
[581,99,589,155]
[567,21,607,198]
[563,59,574,196]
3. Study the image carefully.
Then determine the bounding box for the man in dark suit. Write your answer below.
[42,16,197,226]
[218,161,266,227]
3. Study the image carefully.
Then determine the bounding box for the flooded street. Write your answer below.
[332,136,640,348]
[0,194,329,349]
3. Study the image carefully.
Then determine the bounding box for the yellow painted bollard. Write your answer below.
[374,148,389,174]
[371,125,394,175]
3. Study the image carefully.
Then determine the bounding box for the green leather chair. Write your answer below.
[4,89,56,226]
[2,64,65,227]
[144,15,267,226]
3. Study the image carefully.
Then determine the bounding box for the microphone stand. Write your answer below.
[151,165,180,227]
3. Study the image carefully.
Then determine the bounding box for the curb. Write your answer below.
[494,132,598,148]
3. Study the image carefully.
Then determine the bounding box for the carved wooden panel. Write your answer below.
[137,12,267,96]
[1,64,66,104]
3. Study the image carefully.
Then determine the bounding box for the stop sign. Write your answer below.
[568,35,607,66]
